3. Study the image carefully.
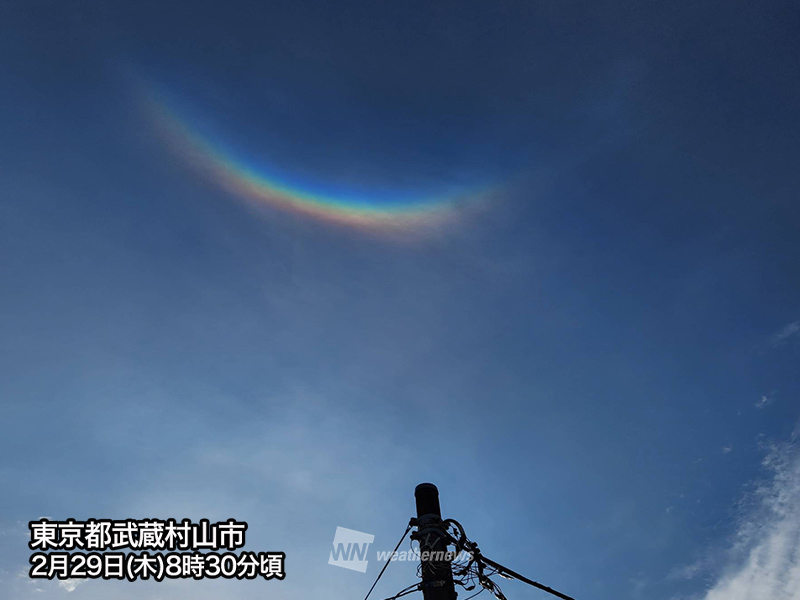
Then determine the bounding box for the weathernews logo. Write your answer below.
[328,527,469,573]
[328,527,375,573]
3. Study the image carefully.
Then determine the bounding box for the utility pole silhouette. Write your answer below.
[413,483,458,600]
[363,483,576,600]
[409,483,577,600]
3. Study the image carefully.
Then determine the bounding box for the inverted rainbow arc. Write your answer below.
[145,92,489,233]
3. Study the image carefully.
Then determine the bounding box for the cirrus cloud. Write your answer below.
[702,436,800,600]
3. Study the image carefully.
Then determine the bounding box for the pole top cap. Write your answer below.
[415,483,442,517]
[415,482,439,494]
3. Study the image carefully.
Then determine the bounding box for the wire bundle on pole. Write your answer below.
[367,517,577,600]
[442,519,577,600]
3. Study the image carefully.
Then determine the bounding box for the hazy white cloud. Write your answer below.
[755,396,772,409]
[722,445,733,454]
[58,579,85,593]
[771,321,800,346]
[668,558,704,581]
[701,440,800,600]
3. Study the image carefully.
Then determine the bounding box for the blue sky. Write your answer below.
[1,1,799,599]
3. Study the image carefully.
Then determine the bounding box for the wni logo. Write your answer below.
[328,527,375,573]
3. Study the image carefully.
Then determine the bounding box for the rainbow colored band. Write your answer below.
[145,90,489,234]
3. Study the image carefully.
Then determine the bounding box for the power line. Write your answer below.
[462,589,486,600]
[477,554,577,600]
[443,517,577,600]
[363,520,413,600]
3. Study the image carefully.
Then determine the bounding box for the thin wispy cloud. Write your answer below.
[771,321,800,347]
[755,396,773,409]
[702,438,800,600]
[58,579,85,593]
[667,557,706,581]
